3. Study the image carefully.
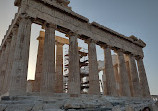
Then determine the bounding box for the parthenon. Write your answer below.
[0,0,157,111]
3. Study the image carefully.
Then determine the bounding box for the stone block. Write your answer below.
[112,106,122,111]
[125,105,134,111]
[5,104,33,111]
[152,104,158,111]
[0,104,7,111]
[44,109,64,111]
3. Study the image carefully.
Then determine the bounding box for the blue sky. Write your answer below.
[0,0,158,95]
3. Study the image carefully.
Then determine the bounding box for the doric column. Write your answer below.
[0,47,6,94]
[0,50,1,59]
[117,50,131,97]
[0,39,11,94]
[9,16,32,96]
[33,31,45,92]
[88,39,100,95]
[128,54,141,97]
[68,32,80,94]
[136,57,150,97]
[40,23,56,96]
[103,46,117,96]
[55,42,64,93]
[2,27,18,94]
[125,59,133,96]
[0,48,5,73]
[102,71,107,95]
[114,64,121,96]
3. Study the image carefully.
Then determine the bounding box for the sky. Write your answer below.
[0,0,158,95]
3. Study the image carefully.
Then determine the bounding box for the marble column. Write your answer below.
[55,42,64,93]
[0,50,1,59]
[68,32,80,94]
[0,47,6,94]
[103,46,117,96]
[125,60,133,96]
[117,50,131,97]
[2,27,18,94]
[0,39,12,94]
[136,57,150,97]
[40,23,56,96]
[128,54,141,97]
[0,48,5,74]
[33,32,45,92]
[102,71,107,95]
[114,64,121,96]
[9,17,32,96]
[88,40,100,95]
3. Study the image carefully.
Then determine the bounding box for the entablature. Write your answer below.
[0,0,146,57]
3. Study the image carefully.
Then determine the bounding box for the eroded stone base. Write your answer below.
[0,94,157,111]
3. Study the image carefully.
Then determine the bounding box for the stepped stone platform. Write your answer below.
[0,94,157,111]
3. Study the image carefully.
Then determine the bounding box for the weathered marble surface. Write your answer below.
[9,17,32,96]
[68,32,80,94]
[137,58,150,97]
[33,31,45,92]
[11,0,145,57]
[117,51,131,97]
[88,40,100,95]
[0,95,156,111]
[103,46,117,96]
[40,24,56,96]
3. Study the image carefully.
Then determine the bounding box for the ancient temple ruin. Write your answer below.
[0,0,157,111]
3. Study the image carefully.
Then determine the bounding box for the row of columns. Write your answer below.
[111,52,150,97]
[0,16,150,97]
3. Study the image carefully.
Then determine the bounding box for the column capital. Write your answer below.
[85,38,97,44]
[6,38,12,43]
[42,22,56,30]
[114,48,124,53]
[55,41,64,46]
[100,44,111,49]
[45,23,57,29]
[5,38,12,46]
[11,25,18,35]
[37,36,45,41]
[66,30,79,37]
[135,56,144,60]
[18,13,33,23]
[126,52,132,55]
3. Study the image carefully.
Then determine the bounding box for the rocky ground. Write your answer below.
[0,93,157,111]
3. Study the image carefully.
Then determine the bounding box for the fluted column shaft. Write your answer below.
[0,48,5,74]
[114,64,121,96]
[55,43,64,93]
[125,60,133,96]
[68,32,80,94]
[102,71,107,95]
[33,34,44,92]
[88,40,100,95]
[2,28,18,94]
[103,46,117,96]
[117,51,131,96]
[40,24,56,96]
[0,47,6,94]
[0,40,11,94]
[128,54,141,97]
[0,50,1,59]
[137,57,150,97]
[9,17,32,96]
